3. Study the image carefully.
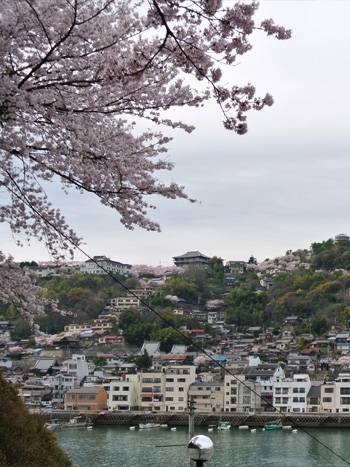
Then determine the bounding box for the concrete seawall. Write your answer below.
[41,411,350,428]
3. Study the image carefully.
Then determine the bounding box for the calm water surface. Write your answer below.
[56,425,350,467]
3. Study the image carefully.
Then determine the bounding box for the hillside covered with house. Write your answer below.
[3,236,350,414]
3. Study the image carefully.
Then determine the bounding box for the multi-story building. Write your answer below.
[50,374,76,409]
[140,365,196,412]
[188,381,224,412]
[66,354,89,386]
[80,256,131,275]
[242,360,285,409]
[105,375,139,411]
[273,374,311,413]
[223,374,262,413]
[173,251,210,269]
[320,373,350,413]
[64,318,115,333]
[109,297,140,310]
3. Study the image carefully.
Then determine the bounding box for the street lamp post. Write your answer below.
[188,435,214,467]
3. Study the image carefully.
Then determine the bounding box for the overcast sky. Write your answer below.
[3,0,350,267]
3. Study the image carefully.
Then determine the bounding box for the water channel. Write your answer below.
[56,425,350,467]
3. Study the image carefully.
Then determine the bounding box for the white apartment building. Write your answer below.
[106,375,140,411]
[80,256,131,275]
[224,374,262,413]
[273,374,311,413]
[66,354,89,386]
[320,373,350,413]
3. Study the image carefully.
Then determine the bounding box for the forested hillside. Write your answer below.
[2,237,350,344]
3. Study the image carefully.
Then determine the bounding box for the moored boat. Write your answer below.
[217,421,231,430]
[61,416,92,429]
[45,419,61,431]
[264,419,283,431]
[139,422,161,429]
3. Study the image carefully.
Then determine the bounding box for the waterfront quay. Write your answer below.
[41,411,350,429]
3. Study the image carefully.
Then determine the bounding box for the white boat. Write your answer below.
[61,416,92,429]
[139,422,161,429]
[45,419,61,431]
[218,422,231,430]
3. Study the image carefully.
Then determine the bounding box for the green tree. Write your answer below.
[0,373,72,467]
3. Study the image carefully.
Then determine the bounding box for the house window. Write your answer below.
[324,387,333,393]
[166,387,174,392]
[165,397,173,401]
[166,378,174,383]
[340,388,350,395]
[341,397,350,405]
[178,378,186,383]
[231,388,237,395]
[122,387,129,391]
[323,397,332,403]
[113,387,120,392]
[275,388,281,395]
[78,394,95,400]
[282,388,288,394]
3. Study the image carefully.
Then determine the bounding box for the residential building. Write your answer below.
[64,386,108,411]
[225,261,246,275]
[140,365,196,412]
[80,256,131,275]
[286,353,314,373]
[173,251,210,269]
[65,354,89,386]
[50,374,77,409]
[307,382,322,413]
[223,374,262,412]
[19,382,52,410]
[164,365,196,412]
[273,374,311,413]
[334,333,350,354]
[242,359,285,409]
[64,318,115,333]
[320,374,350,413]
[106,374,139,411]
[109,296,140,310]
[188,381,224,412]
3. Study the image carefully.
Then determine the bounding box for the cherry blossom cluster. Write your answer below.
[248,251,312,275]
[0,0,290,330]
[131,264,184,277]
[0,252,63,332]
[205,299,225,310]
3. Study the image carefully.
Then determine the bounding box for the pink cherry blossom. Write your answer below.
[0,0,291,331]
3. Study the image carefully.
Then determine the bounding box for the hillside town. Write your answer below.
[3,244,350,417]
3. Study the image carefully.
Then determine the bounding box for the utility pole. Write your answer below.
[188,396,195,467]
